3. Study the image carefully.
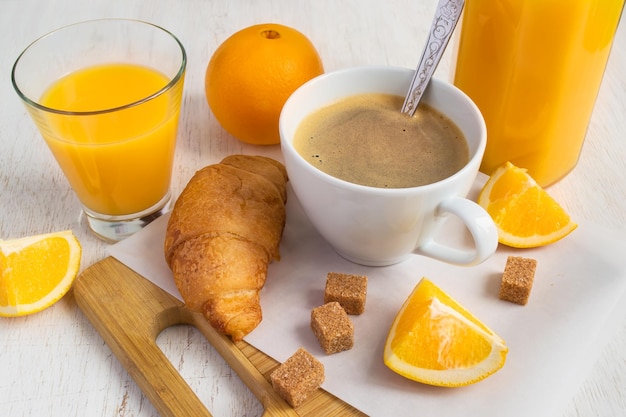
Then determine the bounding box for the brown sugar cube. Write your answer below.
[324,272,368,315]
[311,301,354,354]
[269,347,324,408]
[499,256,538,305]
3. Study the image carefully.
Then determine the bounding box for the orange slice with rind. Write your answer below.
[0,230,81,317]
[478,161,577,248]
[384,278,508,387]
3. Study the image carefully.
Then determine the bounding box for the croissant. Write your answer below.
[164,155,288,341]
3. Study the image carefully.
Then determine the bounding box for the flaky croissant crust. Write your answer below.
[164,155,288,341]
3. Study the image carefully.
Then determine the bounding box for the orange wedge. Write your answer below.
[477,161,577,248]
[384,278,508,387]
[0,230,81,317]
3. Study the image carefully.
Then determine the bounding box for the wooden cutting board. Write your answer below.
[73,256,366,417]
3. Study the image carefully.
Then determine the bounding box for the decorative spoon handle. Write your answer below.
[401,0,465,117]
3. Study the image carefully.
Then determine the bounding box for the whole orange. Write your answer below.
[205,23,324,145]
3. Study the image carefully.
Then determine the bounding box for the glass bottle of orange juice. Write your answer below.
[452,0,624,186]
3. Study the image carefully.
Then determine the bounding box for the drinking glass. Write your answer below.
[12,18,186,241]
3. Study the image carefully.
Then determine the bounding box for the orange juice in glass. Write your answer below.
[12,19,186,241]
[452,0,624,186]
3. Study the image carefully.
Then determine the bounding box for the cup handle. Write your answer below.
[418,196,499,266]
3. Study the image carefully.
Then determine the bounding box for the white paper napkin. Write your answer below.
[108,181,626,417]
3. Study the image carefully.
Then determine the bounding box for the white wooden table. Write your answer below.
[1,1,624,416]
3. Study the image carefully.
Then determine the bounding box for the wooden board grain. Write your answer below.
[73,257,366,417]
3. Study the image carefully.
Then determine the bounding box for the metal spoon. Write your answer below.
[401,0,465,117]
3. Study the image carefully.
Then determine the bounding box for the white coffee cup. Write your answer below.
[280,66,498,266]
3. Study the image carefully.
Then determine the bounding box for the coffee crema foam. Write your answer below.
[294,93,470,188]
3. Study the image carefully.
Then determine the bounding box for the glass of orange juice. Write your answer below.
[12,19,186,241]
[452,0,624,186]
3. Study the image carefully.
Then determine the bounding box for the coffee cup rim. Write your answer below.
[279,65,486,195]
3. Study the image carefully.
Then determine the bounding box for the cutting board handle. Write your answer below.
[74,257,299,417]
